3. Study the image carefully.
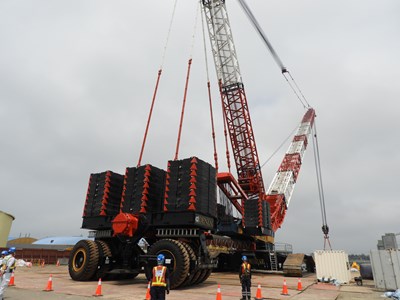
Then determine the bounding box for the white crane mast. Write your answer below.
[202,0,242,86]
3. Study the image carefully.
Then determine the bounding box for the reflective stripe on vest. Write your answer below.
[152,266,167,287]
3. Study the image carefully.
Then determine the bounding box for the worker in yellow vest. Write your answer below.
[150,254,170,300]
[239,255,251,300]
[0,247,16,300]
[0,251,8,288]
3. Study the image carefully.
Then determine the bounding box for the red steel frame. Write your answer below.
[220,83,265,197]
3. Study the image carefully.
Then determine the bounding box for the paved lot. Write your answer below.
[3,265,384,299]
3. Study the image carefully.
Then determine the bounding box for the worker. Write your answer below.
[0,251,7,266]
[0,247,16,300]
[0,251,8,287]
[150,254,170,300]
[239,255,252,300]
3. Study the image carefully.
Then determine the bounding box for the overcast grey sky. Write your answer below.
[1,1,399,254]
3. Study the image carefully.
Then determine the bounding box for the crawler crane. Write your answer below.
[68,0,316,288]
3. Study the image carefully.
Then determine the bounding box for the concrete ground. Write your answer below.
[3,265,384,299]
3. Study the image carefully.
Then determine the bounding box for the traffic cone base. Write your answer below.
[93,278,103,297]
[43,274,53,292]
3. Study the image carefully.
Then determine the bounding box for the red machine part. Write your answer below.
[112,212,139,237]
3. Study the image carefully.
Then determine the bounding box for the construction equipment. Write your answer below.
[69,0,316,288]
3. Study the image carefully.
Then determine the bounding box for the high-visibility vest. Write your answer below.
[152,266,167,287]
[241,262,251,276]
[9,256,16,270]
[1,255,15,272]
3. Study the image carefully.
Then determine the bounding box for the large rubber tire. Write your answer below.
[69,240,99,281]
[94,240,112,280]
[180,242,197,287]
[197,268,212,284]
[192,269,208,285]
[190,269,203,285]
[148,239,190,289]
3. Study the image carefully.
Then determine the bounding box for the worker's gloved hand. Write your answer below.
[166,289,170,294]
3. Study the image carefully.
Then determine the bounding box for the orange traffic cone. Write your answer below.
[93,278,103,297]
[144,281,151,300]
[43,274,54,292]
[281,279,289,296]
[8,272,15,286]
[56,259,60,267]
[297,278,303,291]
[255,283,263,300]
[216,284,222,300]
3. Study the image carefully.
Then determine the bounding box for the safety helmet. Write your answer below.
[157,254,165,264]
[1,250,8,256]
[242,255,247,261]
[8,247,16,254]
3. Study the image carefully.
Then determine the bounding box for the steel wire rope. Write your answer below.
[312,121,332,250]
[287,71,311,108]
[236,0,312,109]
[174,3,201,160]
[137,0,179,166]
[200,0,219,171]
[260,125,298,170]
[282,73,308,109]
[160,0,179,70]
[237,1,331,241]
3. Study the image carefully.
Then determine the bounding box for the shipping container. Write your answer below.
[314,250,351,283]
[370,249,400,290]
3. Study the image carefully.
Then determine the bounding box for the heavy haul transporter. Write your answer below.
[69,0,316,289]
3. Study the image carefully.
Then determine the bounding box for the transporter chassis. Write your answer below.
[69,210,278,289]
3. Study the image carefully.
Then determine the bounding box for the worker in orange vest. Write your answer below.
[239,255,252,300]
[150,254,170,300]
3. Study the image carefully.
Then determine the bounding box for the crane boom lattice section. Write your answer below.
[202,0,264,198]
[266,108,315,231]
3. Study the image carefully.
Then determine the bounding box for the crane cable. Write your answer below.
[160,0,179,70]
[200,1,219,171]
[312,121,332,250]
[137,0,179,166]
[174,3,200,160]
[236,0,311,109]
[238,0,331,246]
[260,125,298,169]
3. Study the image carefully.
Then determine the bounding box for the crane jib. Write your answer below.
[202,0,316,234]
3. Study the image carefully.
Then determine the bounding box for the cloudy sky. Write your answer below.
[1,1,399,254]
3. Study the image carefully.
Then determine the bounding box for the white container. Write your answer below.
[370,249,400,290]
[314,250,351,283]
